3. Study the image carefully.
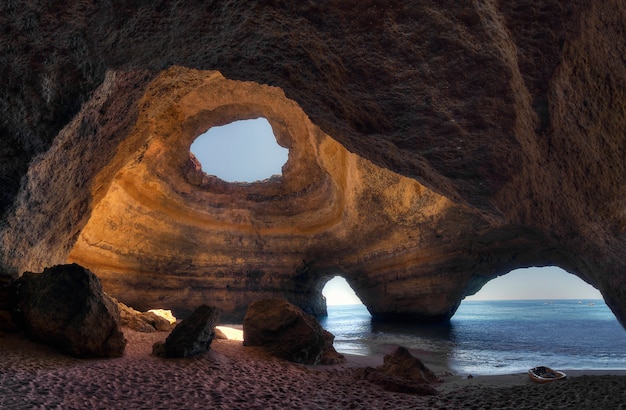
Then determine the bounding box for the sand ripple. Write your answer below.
[2,330,626,409]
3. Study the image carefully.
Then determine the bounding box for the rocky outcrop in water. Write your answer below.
[0,2,625,326]
[12,264,126,357]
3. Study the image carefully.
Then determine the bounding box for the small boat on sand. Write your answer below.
[528,366,566,383]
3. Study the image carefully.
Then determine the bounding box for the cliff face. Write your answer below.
[1,1,625,323]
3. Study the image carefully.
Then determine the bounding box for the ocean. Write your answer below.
[318,300,626,375]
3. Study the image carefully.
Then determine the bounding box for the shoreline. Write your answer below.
[328,349,626,391]
[2,328,626,409]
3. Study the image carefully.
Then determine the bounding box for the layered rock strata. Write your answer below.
[0,2,624,325]
[60,67,512,322]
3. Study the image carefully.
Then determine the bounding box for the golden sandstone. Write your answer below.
[0,2,624,325]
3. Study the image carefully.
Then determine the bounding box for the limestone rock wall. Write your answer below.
[1,1,625,324]
[64,68,526,321]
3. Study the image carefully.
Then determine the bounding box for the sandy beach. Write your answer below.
[2,328,626,409]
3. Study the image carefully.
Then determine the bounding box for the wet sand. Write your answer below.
[2,328,626,409]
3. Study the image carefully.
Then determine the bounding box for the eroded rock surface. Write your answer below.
[12,264,126,358]
[0,2,625,325]
[117,300,173,333]
[243,298,329,365]
[319,329,346,366]
[355,346,441,395]
[153,304,220,358]
[59,67,490,322]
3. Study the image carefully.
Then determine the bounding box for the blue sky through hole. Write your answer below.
[190,118,288,182]
[189,120,604,306]
[464,266,602,301]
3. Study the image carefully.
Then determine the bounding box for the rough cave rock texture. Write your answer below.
[13,264,126,358]
[0,2,625,324]
[117,300,173,333]
[355,346,441,396]
[153,304,220,358]
[243,298,329,365]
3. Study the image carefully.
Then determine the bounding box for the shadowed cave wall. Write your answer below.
[0,1,625,324]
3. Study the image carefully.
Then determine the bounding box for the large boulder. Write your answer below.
[378,346,442,384]
[243,298,334,365]
[153,304,220,358]
[13,263,126,357]
[355,346,441,395]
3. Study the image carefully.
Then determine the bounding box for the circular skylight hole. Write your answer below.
[190,118,288,183]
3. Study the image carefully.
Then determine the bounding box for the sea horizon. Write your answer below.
[327,297,607,307]
[320,299,626,375]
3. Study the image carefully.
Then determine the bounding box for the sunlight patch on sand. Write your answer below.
[215,326,244,341]
[147,309,177,324]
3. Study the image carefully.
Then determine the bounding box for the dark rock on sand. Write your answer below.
[153,304,220,358]
[0,310,18,333]
[243,298,331,365]
[0,272,17,310]
[12,263,126,357]
[355,346,441,395]
[0,273,18,332]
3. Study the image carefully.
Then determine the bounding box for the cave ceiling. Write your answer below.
[0,1,624,323]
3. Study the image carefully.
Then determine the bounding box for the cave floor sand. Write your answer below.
[2,328,626,409]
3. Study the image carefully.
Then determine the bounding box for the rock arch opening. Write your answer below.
[464,266,603,302]
[319,276,372,356]
[189,117,288,183]
[322,276,366,307]
[451,266,626,375]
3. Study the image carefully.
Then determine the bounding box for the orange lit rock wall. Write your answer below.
[1,2,624,323]
[66,68,506,320]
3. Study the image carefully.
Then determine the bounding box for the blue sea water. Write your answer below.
[318,300,626,375]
